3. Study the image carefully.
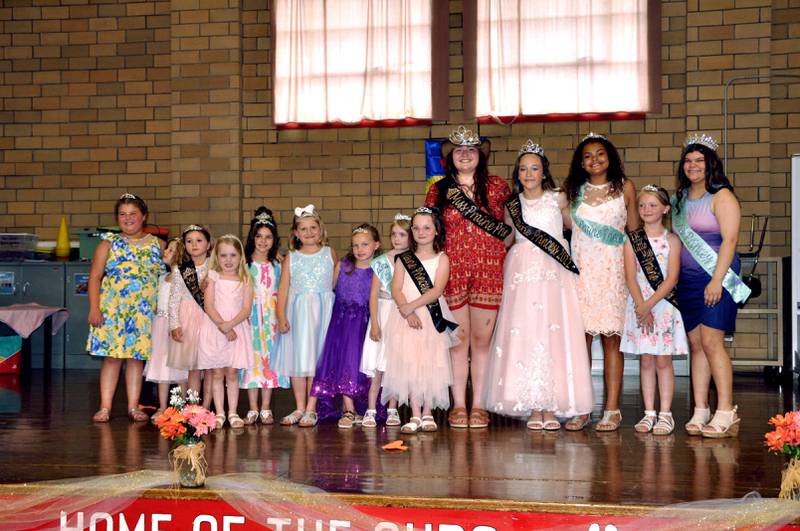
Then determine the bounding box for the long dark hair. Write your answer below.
[512,152,557,194]
[564,136,625,204]
[410,208,446,253]
[435,149,490,210]
[244,206,280,265]
[674,144,734,213]
[343,223,381,274]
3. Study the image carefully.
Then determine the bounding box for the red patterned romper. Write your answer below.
[425,175,511,311]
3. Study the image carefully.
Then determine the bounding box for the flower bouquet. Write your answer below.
[155,388,217,487]
[765,411,800,499]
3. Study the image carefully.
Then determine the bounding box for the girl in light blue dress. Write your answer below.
[274,205,336,427]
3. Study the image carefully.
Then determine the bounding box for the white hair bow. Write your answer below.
[294,204,315,217]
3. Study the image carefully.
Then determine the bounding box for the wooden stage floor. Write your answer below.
[0,370,797,510]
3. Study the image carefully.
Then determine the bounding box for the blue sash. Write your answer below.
[570,184,626,246]
[370,254,393,293]
[670,194,751,304]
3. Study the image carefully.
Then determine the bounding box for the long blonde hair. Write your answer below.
[209,234,252,286]
[289,210,329,251]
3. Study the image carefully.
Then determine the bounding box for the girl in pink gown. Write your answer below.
[485,141,593,431]
[198,234,254,429]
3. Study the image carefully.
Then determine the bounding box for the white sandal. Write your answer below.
[634,410,657,433]
[244,410,259,425]
[400,416,422,434]
[595,409,622,432]
[702,406,740,439]
[653,412,675,435]
[386,408,401,426]
[362,409,377,428]
[685,407,711,436]
[260,409,274,425]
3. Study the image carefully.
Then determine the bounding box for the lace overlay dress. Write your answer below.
[144,273,189,383]
[571,182,628,336]
[166,260,210,370]
[621,230,689,356]
[485,192,593,417]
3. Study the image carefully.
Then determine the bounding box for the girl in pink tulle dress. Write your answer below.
[198,235,254,429]
[485,142,593,431]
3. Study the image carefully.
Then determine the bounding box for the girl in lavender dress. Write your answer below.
[309,224,380,428]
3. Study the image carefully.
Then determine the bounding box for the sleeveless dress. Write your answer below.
[620,230,689,356]
[381,252,456,409]
[197,270,254,370]
[571,181,628,336]
[311,261,373,409]
[144,273,189,383]
[273,247,335,378]
[676,192,741,333]
[239,260,289,389]
[360,253,395,377]
[167,260,210,370]
[87,233,162,360]
[485,191,593,418]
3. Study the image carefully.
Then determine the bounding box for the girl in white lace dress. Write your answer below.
[485,142,593,431]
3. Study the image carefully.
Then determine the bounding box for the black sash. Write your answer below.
[398,251,458,334]
[178,260,204,309]
[444,184,512,241]
[506,195,579,275]
[626,228,679,309]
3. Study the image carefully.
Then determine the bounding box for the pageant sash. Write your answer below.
[626,228,679,309]
[398,251,458,334]
[370,254,394,293]
[444,184,512,241]
[570,184,626,246]
[506,194,579,275]
[179,260,204,309]
[670,194,751,304]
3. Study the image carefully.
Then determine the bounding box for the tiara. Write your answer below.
[415,206,434,215]
[581,131,607,142]
[394,213,411,222]
[352,227,370,235]
[641,184,663,194]
[254,212,274,227]
[448,126,481,147]
[119,192,137,200]
[684,133,718,151]
[182,224,204,234]
[518,139,545,157]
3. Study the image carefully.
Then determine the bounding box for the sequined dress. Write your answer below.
[311,261,373,404]
[273,247,335,378]
[87,233,162,360]
[239,260,289,389]
[621,230,689,356]
[484,192,593,417]
[571,181,628,336]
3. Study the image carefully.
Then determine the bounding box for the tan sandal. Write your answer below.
[92,408,110,423]
[685,407,711,436]
[595,409,622,432]
[128,408,148,423]
[338,411,356,429]
[702,406,740,439]
[448,407,469,429]
[468,408,490,429]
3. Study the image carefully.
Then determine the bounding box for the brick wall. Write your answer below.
[1,0,798,254]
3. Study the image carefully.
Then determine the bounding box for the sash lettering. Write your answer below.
[370,254,394,293]
[570,184,626,246]
[670,194,751,304]
[626,228,679,309]
[398,251,458,334]
[506,195,579,275]
[445,185,512,241]
[179,260,204,309]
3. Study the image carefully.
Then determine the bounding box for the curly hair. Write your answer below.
[564,136,626,204]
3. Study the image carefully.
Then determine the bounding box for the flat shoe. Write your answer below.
[543,420,561,431]
[469,408,490,429]
[260,409,274,425]
[280,410,304,426]
[526,419,544,431]
[228,414,245,429]
[298,411,318,428]
[564,414,590,431]
[215,413,226,429]
[386,408,401,426]
[128,408,148,423]
[92,408,110,423]
[595,410,622,432]
[401,416,422,434]
[421,415,438,432]
[244,410,259,425]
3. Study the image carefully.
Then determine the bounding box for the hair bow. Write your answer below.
[294,204,315,217]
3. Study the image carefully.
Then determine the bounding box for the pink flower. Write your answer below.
[188,410,217,437]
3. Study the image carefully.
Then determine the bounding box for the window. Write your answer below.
[469,0,660,119]
[274,0,442,125]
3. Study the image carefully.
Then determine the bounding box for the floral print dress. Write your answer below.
[87,233,162,360]
[620,230,689,356]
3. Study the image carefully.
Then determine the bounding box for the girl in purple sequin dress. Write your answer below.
[309,224,381,428]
